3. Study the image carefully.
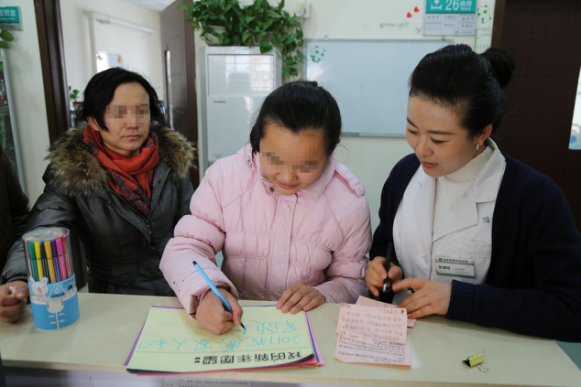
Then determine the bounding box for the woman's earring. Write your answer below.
[476,144,481,151]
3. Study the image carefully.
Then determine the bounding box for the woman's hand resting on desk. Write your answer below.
[277,283,326,313]
[196,289,243,335]
[0,281,29,323]
[365,257,403,297]
[392,278,451,319]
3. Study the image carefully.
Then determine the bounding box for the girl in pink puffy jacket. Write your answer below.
[161,81,372,334]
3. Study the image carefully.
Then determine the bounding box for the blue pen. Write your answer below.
[192,261,245,330]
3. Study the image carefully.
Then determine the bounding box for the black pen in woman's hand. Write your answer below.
[382,242,395,293]
[382,243,415,294]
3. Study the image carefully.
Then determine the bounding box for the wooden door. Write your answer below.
[160,0,200,189]
[493,0,581,230]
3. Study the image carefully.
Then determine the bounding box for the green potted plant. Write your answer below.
[179,0,304,82]
[178,0,243,46]
[68,86,82,110]
[0,29,14,71]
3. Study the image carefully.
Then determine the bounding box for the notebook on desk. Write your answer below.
[125,305,324,374]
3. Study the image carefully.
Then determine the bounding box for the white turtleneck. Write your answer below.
[433,145,493,235]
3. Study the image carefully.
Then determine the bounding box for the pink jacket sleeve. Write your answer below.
[160,161,238,316]
[314,196,371,303]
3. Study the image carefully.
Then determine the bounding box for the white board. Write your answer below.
[305,40,450,137]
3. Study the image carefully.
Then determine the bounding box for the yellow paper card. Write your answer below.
[127,306,314,373]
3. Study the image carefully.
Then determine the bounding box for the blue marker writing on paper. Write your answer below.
[192,261,246,330]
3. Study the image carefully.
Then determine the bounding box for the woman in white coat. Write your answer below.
[366,44,581,342]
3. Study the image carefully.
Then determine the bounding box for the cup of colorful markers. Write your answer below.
[22,227,80,331]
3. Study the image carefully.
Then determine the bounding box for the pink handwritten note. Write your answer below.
[335,330,411,367]
[335,304,411,367]
[356,296,417,328]
[336,304,407,344]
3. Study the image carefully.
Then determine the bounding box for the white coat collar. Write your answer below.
[411,168,435,252]
[409,139,505,242]
[434,138,505,241]
[414,138,504,203]
[472,139,506,203]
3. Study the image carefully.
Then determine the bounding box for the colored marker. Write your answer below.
[61,237,72,278]
[26,242,37,281]
[44,241,56,283]
[23,245,33,281]
[34,242,44,280]
[55,238,67,280]
[51,240,62,282]
[40,241,50,280]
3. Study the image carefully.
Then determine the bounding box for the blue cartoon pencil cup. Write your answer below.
[22,228,80,331]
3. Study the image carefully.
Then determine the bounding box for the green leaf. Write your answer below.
[176,4,189,10]
[289,67,298,76]
[284,56,294,65]
[259,41,273,53]
[286,33,296,43]
[242,32,251,42]
[0,41,9,49]
[282,66,291,77]
[267,11,281,19]
[296,50,305,62]
[263,19,275,30]
[0,30,14,42]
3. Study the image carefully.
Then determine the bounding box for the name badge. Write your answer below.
[435,257,475,278]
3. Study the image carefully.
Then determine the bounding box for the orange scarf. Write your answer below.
[83,126,160,217]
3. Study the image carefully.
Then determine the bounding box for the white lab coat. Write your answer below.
[392,140,506,303]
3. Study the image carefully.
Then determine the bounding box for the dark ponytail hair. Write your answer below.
[77,67,165,131]
[250,81,342,156]
[409,44,516,137]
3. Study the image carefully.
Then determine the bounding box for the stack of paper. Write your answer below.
[334,303,411,367]
[126,305,324,374]
[356,296,417,328]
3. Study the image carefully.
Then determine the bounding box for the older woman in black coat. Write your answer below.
[0,68,195,323]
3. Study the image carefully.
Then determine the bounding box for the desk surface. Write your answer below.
[1,293,580,387]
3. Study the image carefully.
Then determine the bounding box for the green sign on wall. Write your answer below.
[426,0,477,14]
[0,6,22,31]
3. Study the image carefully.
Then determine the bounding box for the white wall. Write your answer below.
[0,0,50,204]
[195,0,496,231]
[60,0,164,102]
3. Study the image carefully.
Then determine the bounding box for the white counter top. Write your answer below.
[1,293,580,386]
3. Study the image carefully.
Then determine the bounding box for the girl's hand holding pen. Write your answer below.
[365,256,403,297]
[393,278,451,319]
[197,289,243,335]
